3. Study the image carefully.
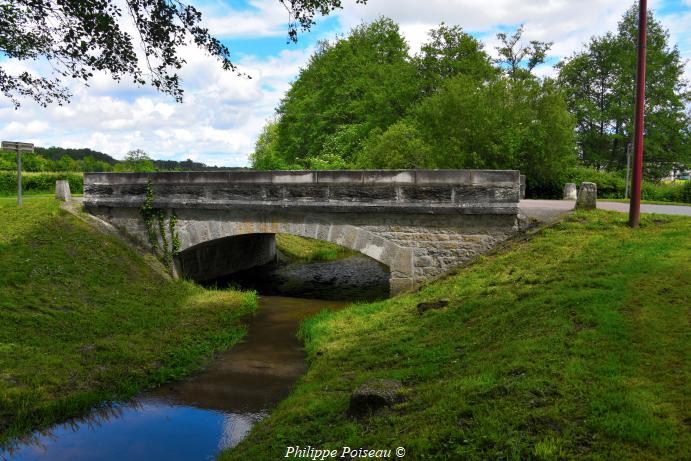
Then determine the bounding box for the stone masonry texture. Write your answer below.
[83,170,521,294]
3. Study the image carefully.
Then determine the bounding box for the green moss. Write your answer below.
[222,211,690,460]
[0,198,256,444]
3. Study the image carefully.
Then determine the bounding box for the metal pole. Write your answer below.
[17,148,22,208]
[625,143,632,199]
[628,0,647,227]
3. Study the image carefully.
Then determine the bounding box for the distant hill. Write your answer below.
[36,147,117,164]
[153,159,238,171]
[35,146,240,171]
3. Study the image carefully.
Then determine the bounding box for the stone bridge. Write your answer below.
[83,170,521,294]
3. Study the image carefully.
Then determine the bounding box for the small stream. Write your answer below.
[2,255,389,461]
[2,297,350,461]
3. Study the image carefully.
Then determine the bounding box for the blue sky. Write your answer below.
[1,0,689,166]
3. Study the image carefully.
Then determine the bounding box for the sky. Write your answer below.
[1,0,689,167]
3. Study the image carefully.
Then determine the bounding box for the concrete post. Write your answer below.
[55,180,72,202]
[575,182,597,210]
[520,175,526,199]
[563,183,577,200]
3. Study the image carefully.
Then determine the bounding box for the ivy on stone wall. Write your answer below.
[140,178,180,272]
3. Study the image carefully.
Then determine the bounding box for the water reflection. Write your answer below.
[1,297,350,461]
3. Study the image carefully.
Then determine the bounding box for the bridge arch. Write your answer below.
[174,212,414,294]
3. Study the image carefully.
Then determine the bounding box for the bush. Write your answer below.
[0,171,84,195]
[526,166,623,199]
[525,165,689,203]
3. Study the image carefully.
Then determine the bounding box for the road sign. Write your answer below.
[2,141,34,208]
[1,141,34,152]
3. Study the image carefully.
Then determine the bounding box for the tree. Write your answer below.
[355,121,432,169]
[55,155,80,171]
[115,149,155,172]
[557,4,690,180]
[416,23,497,94]
[81,155,113,172]
[495,24,553,79]
[274,18,421,168]
[1,0,366,108]
[250,121,287,170]
[363,74,575,189]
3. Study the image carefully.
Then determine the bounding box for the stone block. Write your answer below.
[389,278,415,295]
[471,170,519,186]
[363,170,415,184]
[317,171,364,183]
[349,379,403,417]
[564,183,577,200]
[575,182,597,210]
[55,180,71,202]
[271,171,316,184]
[415,256,434,267]
[415,170,471,184]
[520,174,526,199]
[226,171,273,183]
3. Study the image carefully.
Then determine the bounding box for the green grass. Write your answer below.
[276,234,356,262]
[599,198,691,207]
[0,198,257,445]
[221,211,690,460]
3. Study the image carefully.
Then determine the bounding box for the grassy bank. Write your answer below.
[222,211,690,460]
[0,198,256,445]
[599,198,691,207]
[276,234,355,262]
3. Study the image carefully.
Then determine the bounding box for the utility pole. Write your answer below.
[628,0,647,227]
[1,141,35,208]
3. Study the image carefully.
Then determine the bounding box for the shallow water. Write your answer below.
[2,296,350,461]
[217,254,390,301]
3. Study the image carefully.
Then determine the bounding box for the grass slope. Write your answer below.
[0,198,256,445]
[222,211,690,460]
[276,234,356,262]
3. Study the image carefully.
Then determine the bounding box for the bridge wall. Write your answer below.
[84,170,521,294]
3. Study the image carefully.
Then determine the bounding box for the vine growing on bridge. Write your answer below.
[140,178,180,272]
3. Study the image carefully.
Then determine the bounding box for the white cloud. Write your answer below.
[1,0,688,167]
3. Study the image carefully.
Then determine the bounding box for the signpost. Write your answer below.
[1,141,35,208]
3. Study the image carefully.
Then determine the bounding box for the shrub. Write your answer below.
[0,172,84,195]
[525,165,689,203]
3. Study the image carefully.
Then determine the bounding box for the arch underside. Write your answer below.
[176,213,415,294]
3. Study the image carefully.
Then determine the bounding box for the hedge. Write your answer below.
[0,171,84,195]
[526,166,690,203]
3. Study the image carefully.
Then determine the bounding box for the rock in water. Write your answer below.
[349,379,403,417]
[575,182,597,210]
[563,183,577,200]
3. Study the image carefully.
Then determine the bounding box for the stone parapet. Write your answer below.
[84,170,520,215]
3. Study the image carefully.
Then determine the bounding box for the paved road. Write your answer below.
[520,199,691,222]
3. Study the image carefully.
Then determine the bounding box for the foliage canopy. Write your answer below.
[557,4,690,180]
[0,0,366,107]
